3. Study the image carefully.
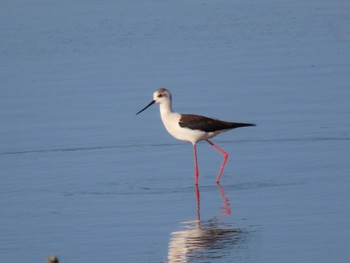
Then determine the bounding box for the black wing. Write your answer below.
[179,114,255,132]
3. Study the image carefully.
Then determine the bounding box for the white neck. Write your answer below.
[159,100,173,116]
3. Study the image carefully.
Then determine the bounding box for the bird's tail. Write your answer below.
[230,122,256,129]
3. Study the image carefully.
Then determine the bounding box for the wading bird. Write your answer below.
[136,88,255,185]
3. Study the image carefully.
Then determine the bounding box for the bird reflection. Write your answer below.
[168,184,244,263]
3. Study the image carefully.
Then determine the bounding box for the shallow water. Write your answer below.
[1,0,350,262]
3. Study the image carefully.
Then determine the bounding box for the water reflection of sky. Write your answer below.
[168,185,247,263]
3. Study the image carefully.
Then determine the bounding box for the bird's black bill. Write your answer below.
[136,100,155,115]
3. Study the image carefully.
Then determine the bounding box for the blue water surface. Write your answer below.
[1,0,350,262]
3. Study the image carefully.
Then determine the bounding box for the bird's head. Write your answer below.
[136,88,172,115]
[153,88,172,104]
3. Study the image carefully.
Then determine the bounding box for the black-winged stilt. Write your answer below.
[136,88,255,185]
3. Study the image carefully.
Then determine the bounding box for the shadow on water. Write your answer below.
[167,184,246,263]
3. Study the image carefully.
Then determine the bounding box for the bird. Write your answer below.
[136,88,255,185]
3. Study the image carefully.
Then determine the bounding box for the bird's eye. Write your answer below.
[157,94,163,98]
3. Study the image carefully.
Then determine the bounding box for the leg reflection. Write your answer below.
[168,184,244,263]
[195,183,232,222]
[195,184,200,222]
[217,183,232,215]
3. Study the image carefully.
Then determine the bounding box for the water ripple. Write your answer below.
[1,136,349,156]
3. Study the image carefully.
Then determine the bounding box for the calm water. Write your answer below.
[1,0,350,262]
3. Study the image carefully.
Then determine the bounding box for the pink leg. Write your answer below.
[206,139,229,183]
[193,143,199,185]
